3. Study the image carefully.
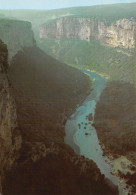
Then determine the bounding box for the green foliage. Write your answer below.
[39,38,136,84]
[7,47,118,195]
[9,47,91,143]
[94,81,136,157]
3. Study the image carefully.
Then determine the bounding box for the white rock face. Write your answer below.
[40,17,94,41]
[40,16,136,48]
[100,18,136,48]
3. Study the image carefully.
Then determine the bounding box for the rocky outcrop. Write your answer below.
[0,19,36,62]
[0,40,22,193]
[40,16,136,48]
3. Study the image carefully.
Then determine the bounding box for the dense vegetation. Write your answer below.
[0,3,136,193]
[3,147,118,195]
[9,47,91,144]
[94,81,136,193]
[39,39,136,84]
[5,47,118,195]
[94,81,136,161]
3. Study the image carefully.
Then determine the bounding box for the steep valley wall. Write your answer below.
[40,15,136,193]
[0,20,118,194]
[0,21,36,192]
[0,19,35,61]
[6,47,118,195]
[40,16,136,49]
[0,40,22,193]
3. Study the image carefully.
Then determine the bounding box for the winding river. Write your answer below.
[65,70,119,187]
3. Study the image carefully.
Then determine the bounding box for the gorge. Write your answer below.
[40,16,136,49]
[0,2,136,195]
[38,5,136,194]
[0,17,118,195]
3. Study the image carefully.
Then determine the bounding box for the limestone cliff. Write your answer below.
[0,19,36,61]
[40,16,136,48]
[0,40,22,193]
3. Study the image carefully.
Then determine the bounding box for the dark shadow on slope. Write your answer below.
[1,47,119,195]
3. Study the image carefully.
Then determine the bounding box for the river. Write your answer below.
[65,70,119,187]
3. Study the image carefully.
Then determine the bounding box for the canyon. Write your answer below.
[38,9,136,194]
[40,16,136,49]
[0,18,118,194]
[0,3,136,194]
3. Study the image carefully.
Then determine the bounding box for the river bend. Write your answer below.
[65,70,118,186]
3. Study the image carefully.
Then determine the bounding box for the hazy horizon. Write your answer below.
[0,0,136,10]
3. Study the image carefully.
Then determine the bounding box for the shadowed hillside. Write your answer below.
[94,81,136,160]
[94,81,136,193]
[0,19,35,61]
[0,40,22,194]
[3,47,118,195]
[0,3,136,194]
[39,39,136,84]
[9,47,91,143]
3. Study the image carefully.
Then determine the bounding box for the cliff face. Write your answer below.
[0,40,22,193]
[40,16,136,48]
[40,17,94,41]
[0,19,35,61]
[97,18,136,48]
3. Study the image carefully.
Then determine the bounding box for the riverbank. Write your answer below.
[65,70,93,154]
[95,134,136,195]
[3,47,118,195]
[65,69,136,195]
[86,69,110,79]
[65,70,119,190]
[104,154,136,195]
[94,80,136,194]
